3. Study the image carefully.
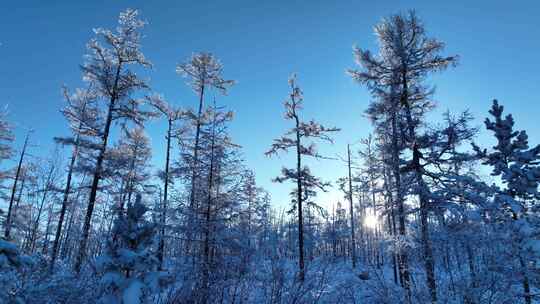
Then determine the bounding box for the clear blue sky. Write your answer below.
[1,0,539,210]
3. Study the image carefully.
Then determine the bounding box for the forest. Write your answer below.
[1,7,540,304]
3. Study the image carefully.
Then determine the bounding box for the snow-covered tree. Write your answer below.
[266,74,339,281]
[96,194,168,304]
[75,8,155,272]
[0,237,32,303]
[3,131,30,240]
[50,85,98,271]
[349,11,457,301]
[147,94,185,269]
[473,100,540,304]
[25,151,63,255]
[0,108,14,177]
[238,170,272,259]
[109,127,152,210]
[176,52,234,212]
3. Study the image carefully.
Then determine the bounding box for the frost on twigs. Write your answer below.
[176,52,235,95]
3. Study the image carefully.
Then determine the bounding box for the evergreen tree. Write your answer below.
[473,100,540,304]
[96,194,168,304]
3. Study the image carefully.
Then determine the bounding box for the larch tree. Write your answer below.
[148,94,185,270]
[75,8,154,272]
[111,127,153,210]
[421,110,478,302]
[176,53,234,214]
[239,170,268,257]
[175,99,249,301]
[363,85,412,290]
[349,11,457,302]
[199,103,236,297]
[266,74,339,281]
[26,152,62,254]
[50,85,98,271]
[337,144,360,269]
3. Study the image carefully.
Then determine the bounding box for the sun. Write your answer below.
[364,214,378,229]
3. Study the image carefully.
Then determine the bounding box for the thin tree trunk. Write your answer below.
[42,206,53,254]
[158,118,172,269]
[75,65,120,272]
[358,189,365,263]
[61,175,86,261]
[347,144,356,268]
[383,151,399,284]
[520,256,532,304]
[187,82,205,261]
[50,129,81,272]
[189,82,205,209]
[11,172,27,234]
[401,68,437,303]
[4,132,29,239]
[202,108,217,299]
[124,141,140,208]
[294,110,305,282]
[29,163,55,253]
[511,211,532,304]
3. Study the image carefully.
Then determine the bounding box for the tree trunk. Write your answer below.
[390,110,411,294]
[50,130,81,272]
[42,206,53,254]
[61,175,86,261]
[187,82,205,261]
[11,171,27,235]
[202,112,216,298]
[158,118,172,269]
[419,190,437,303]
[74,74,118,273]
[401,68,437,303]
[520,256,532,304]
[347,144,357,268]
[295,112,305,282]
[29,163,55,253]
[189,83,205,209]
[125,142,140,208]
[4,132,29,239]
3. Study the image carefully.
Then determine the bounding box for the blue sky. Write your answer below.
[1,0,539,210]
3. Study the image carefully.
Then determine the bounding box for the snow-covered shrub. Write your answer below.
[0,238,34,304]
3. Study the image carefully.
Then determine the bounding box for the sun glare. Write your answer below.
[364,214,378,229]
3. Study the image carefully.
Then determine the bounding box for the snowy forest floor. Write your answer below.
[134,256,539,303]
[6,255,529,304]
